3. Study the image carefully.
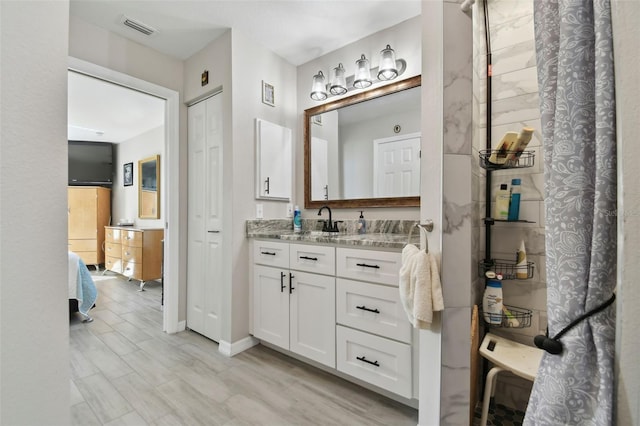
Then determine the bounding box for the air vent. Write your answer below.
[121,15,156,36]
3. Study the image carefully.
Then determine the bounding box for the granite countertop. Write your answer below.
[246,219,422,250]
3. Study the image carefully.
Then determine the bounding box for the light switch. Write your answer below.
[286,203,293,217]
[256,204,264,219]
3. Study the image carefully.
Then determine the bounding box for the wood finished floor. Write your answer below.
[70,273,418,425]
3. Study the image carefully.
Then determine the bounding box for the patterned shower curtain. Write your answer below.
[525,0,617,425]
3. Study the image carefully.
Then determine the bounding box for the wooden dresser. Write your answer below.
[104,226,164,290]
[68,186,111,268]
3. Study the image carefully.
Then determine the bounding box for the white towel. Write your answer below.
[398,244,444,329]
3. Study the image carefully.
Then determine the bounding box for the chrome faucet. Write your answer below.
[318,205,339,232]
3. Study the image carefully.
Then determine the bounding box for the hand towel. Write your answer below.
[398,244,444,328]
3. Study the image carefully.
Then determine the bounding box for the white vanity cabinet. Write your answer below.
[251,239,416,400]
[335,247,413,399]
[252,241,336,368]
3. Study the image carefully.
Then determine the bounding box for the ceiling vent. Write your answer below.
[121,15,157,36]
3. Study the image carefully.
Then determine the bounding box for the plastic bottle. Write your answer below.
[494,184,510,220]
[483,279,503,325]
[508,178,521,221]
[506,127,535,163]
[515,240,528,279]
[357,211,366,234]
[488,132,518,165]
[293,205,302,232]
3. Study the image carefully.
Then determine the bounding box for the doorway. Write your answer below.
[68,57,181,332]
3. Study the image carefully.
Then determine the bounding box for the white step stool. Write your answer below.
[478,333,544,426]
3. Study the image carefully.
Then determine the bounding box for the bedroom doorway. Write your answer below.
[68,57,181,333]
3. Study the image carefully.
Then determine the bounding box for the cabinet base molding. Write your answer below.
[219,336,260,357]
[257,340,418,409]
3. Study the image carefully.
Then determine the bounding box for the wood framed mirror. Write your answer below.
[138,155,160,219]
[304,75,421,209]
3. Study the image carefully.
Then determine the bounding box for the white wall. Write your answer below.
[297,16,422,221]
[0,2,71,424]
[612,1,640,424]
[68,16,189,320]
[183,28,297,343]
[113,126,165,228]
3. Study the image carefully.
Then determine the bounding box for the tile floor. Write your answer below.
[70,273,418,425]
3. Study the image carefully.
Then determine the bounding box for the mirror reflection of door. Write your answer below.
[311,137,329,200]
[373,133,421,197]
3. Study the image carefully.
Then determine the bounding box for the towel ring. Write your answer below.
[407,220,434,253]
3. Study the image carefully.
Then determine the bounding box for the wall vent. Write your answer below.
[121,15,156,36]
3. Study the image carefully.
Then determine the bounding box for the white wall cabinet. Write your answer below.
[187,93,224,342]
[253,241,335,368]
[255,119,292,200]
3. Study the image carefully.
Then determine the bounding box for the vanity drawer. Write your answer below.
[336,325,412,398]
[336,278,412,343]
[104,242,121,257]
[289,243,335,275]
[336,248,402,286]
[122,230,143,248]
[253,240,289,268]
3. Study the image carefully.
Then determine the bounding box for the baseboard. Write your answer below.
[218,336,259,357]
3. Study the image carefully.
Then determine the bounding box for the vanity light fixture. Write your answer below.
[378,45,398,80]
[329,63,348,95]
[310,70,328,101]
[309,44,406,101]
[353,54,373,89]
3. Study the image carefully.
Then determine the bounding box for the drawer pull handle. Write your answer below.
[356,263,380,269]
[356,305,380,314]
[356,356,380,367]
[261,251,276,256]
[300,256,318,261]
[208,230,220,233]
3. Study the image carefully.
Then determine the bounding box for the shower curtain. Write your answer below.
[525,0,617,425]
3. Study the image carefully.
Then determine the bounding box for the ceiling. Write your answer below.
[69,0,421,65]
[67,0,421,143]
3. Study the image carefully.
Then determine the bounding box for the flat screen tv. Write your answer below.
[68,141,114,186]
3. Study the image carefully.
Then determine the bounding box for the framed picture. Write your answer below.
[312,114,322,126]
[123,162,133,186]
[262,80,275,107]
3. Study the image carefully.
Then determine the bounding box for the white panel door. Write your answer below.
[289,271,336,368]
[373,132,421,197]
[311,137,329,200]
[253,265,290,350]
[187,94,223,342]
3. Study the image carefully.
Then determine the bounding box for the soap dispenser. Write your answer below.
[358,211,366,234]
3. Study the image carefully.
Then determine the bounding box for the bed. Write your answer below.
[68,251,97,322]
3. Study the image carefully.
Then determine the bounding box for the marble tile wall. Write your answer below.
[438,1,474,424]
[473,0,547,410]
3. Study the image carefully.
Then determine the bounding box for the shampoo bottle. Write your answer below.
[293,205,302,232]
[494,184,510,220]
[508,178,521,221]
[488,132,519,165]
[483,279,503,325]
[358,211,366,234]
[515,240,528,279]
[506,127,535,163]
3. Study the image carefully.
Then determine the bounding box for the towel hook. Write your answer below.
[407,220,434,253]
